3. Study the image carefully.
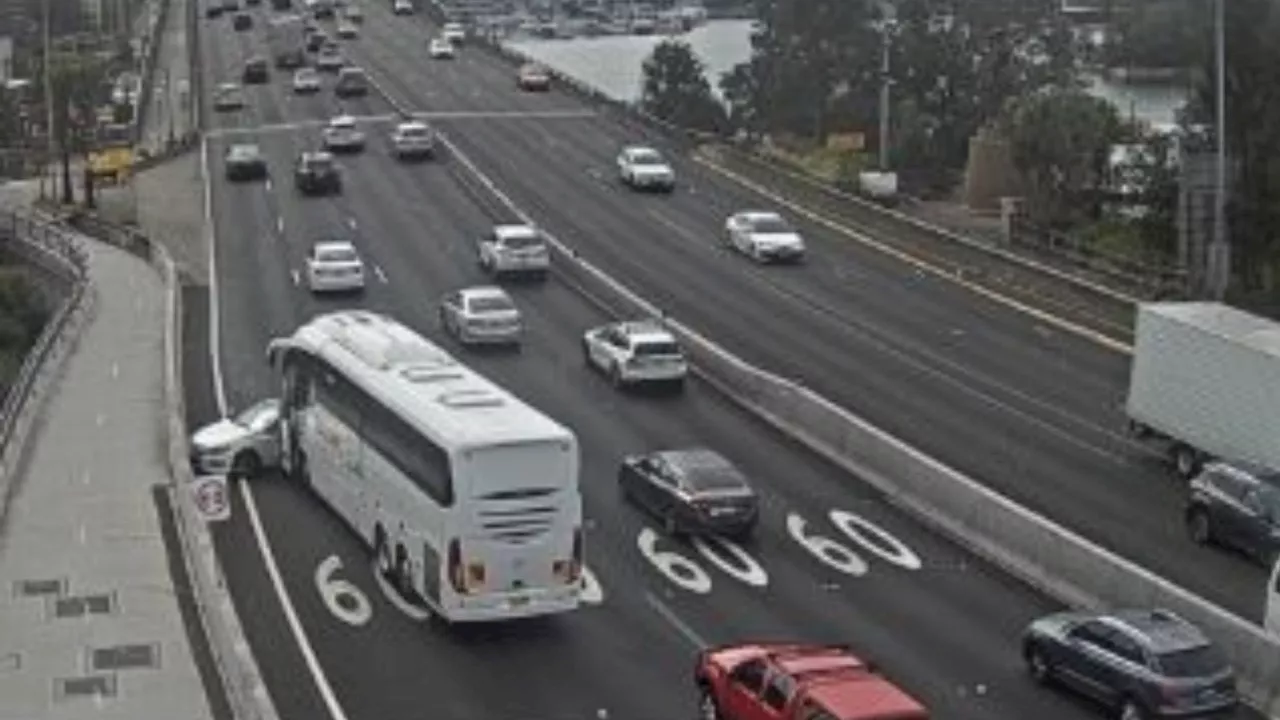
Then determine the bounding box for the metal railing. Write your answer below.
[0,209,96,522]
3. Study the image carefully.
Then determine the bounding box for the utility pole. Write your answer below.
[1207,0,1229,300]
[876,1,894,172]
[41,0,54,201]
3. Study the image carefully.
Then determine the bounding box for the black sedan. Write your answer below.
[618,448,758,538]
[232,11,252,30]
[242,57,269,84]
[294,151,341,195]
[224,144,267,181]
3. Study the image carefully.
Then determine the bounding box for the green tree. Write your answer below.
[48,52,105,203]
[639,40,727,133]
[1002,87,1122,227]
[1105,0,1204,70]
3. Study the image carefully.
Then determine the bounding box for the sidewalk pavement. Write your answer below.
[0,211,215,720]
[142,0,193,157]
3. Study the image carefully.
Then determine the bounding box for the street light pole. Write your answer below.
[41,0,55,201]
[877,2,894,172]
[1209,0,1229,300]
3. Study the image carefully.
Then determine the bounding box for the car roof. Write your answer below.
[613,321,676,343]
[228,143,261,155]
[329,115,356,125]
[737,210,785,223]
[301,150,335,161]
[1101,610,1210,654]
[313,240,357,254]
[459,285,510,301]
[339,66,365,75]
[657,448,735,475]
[625,145,661,156]
[493,224,540,239]
[217,82,241,91]
[397,121,429,131]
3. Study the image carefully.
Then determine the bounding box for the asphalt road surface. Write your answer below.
[188,3,1268,720]
[335,1,1271,623]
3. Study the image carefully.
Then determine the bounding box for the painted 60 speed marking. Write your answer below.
[638,508,921,594]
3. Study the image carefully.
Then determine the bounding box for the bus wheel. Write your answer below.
[394,546,415,600]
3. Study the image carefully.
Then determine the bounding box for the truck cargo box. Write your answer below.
[1126,302,1280,474]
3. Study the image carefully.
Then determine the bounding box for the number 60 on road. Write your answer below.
[638,509,922,595]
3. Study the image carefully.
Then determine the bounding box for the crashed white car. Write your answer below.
[189,399,281,477]
[428,37,455,59]
[321,115,366,152]
[723,210,806,263]
[617,145,675,192]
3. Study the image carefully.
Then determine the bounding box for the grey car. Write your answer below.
[1187,461,1280,565]
[1022,609,1237,720]
[618,448,758,539]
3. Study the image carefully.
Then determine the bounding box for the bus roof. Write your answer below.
[286,311,575,451]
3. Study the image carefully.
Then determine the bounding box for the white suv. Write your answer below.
[582,321,687,390]
[390,121,435,159]
[322,115,365,152]
[617,145,675,192]
[477,224,550,280]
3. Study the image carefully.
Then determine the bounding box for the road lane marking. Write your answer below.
[372,264,388,283]
[314,556,373,627]
[692,156,1135,355]
[264,178,273,192]
[644,591,708,650]
[111,362,119,378]
[276,216,284,234]
[291,269,301,286]
[242,482,352,720]
[346,217,358,230]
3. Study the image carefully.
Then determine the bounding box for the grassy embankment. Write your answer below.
[0,262,53,399]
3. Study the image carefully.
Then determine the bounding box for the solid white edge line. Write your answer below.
[201,136,228,419]
[241,482,352,720]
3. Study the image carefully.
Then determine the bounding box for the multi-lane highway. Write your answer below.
[186,2,1268,719]
[331,4,1270,622]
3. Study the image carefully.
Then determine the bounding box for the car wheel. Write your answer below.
[698,688,720,720]
[1187,508,1212,545]
[231,450,262,480]
[1025,645,1051,684]
[1119,698,1148,720]
[394,546,416,599]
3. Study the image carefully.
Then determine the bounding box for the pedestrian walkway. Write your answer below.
[0,231,214,720]
[142,0,193,156]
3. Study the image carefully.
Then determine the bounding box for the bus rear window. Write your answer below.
[464,440,575,499]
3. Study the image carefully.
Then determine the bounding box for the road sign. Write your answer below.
[191,475,232,523]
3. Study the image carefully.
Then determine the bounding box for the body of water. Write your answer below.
[506,20,1188,127]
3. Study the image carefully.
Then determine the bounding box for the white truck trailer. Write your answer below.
[1126,302,1280,478]
[267,14,306,68]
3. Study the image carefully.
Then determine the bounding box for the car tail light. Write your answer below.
[447,539,466,593]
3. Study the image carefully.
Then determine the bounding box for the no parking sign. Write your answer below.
[190,475,231,523]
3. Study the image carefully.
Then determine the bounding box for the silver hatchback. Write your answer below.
[440,286,522,347]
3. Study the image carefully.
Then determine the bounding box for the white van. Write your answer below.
[1267,557,1280,638]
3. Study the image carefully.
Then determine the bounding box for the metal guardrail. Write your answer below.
[0,209,96,522]
[65,210,279,720]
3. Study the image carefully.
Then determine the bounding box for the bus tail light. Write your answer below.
[554,527,584,584]
[447,539,467,594]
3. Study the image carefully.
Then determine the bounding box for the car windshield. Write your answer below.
[634,341,680,356]
[749,216,792,233]
[307,156,334,171]
[502,233,542,249]
[297,70,316,80]
[234,399,278,429]
[230,146,259,159]
[682,464,746,492]
[469,296,514,312]
[630,150,664,166]
[330,119,355,130]
[318,247,357,263]
[1154,646,1229,678]
[400,126,427,137]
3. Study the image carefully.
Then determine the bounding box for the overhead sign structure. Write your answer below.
[191,475,232,523]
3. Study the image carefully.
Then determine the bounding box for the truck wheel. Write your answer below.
[1171,445,1200,479]
[697,688,720,720]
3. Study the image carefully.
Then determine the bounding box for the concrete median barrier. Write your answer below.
[545,239,1280,718]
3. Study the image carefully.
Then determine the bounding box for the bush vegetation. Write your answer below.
[0,262,53,400]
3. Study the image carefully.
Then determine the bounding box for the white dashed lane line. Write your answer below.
[291,269,301,286]
[277,216,285,234]
[373,264,388,283]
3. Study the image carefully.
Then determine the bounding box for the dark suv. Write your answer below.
[1022,609,1237,720]
[1187,461,1280,565]
[294,151,341,195]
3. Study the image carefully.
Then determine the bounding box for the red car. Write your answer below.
[694,643,929,720]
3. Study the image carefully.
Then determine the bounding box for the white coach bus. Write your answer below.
[266,311,584,622]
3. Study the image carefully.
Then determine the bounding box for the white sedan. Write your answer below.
[305,240,365,293]
[392,0,413,14]
[321,115,365,152]
[292,67,321,93]
[723,210,806,263]
[428,37,455,59]
[439,286,523,347]
[617,145,675,192]
[189,398,281,477]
